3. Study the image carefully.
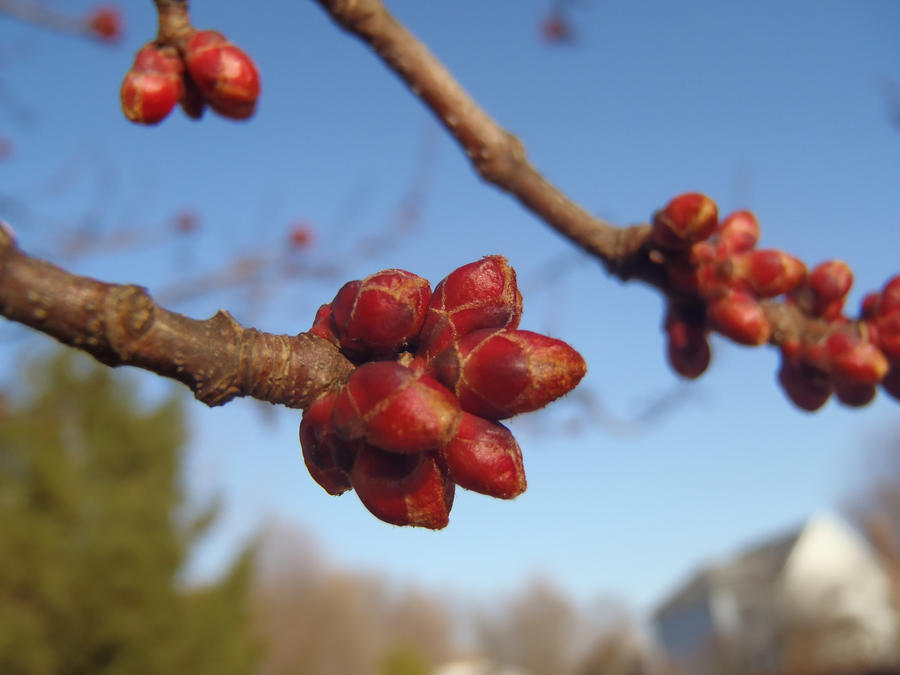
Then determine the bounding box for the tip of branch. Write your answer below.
[0,221,17,249]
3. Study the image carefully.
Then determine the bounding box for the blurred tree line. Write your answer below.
[3,348,900,675]
[0,348,652,675]
[0,349,257,674]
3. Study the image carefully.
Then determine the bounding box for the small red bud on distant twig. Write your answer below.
[86,4,122,43]
[288,222,314,249]
[652,193,718,251]
[183,30,260,119]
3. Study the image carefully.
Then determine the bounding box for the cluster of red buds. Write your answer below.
[301,256,587,529]
[121,29,259,125]
[653,193,900,410]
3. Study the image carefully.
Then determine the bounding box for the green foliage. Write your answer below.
[379,643,432,675]
[0,349,258,675]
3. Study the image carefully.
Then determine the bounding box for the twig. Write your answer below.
[0,225,354,408]
[313,0,652,277]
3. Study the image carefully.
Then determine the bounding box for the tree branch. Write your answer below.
[313,0,652,276]
[312,0,886,373]
[0,225,354,408]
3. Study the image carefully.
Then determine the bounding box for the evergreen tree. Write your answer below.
[0,349,258,675]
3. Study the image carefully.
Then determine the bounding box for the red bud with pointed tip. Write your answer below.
[809,260,853,305]
[824,331,889,385]
[299,393,352,496]
[652,193,718,251]
[442,413,526,499]
[420,255,522,359]
[330,362,461,454]
[707,289,771,346]
[332,269,431,357]
[716,210,760,256]
[430,328,586,420]
[740,249,806,298]
[183,30,260,120]
[350,446,454,529]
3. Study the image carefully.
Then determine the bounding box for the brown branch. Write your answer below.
[313,0,652,276]
[0,225,354,409]
[312,0,871,358]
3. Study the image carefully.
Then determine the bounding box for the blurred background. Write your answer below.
[0,1,899,673]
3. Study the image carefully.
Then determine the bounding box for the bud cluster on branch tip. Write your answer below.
[654,192,899,411]
[299,256,586,529]
[120,29,259,125]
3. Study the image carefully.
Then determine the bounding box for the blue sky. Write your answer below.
[1,0,899,613]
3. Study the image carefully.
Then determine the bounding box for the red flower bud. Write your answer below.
[716,210,760,256]
[442,413,526,499]
[299,393,352,496]
[331,269,431,358]
[350,446,454,529]
[419,255,522,359]
[707,289,771,346]
[875,310,900,361]
[809,260,853,305]
[882,366,900,402]
[86,5,122,43]
[834,381,877,408]
[179,70,207,119]
[183,30,260,120]
[652,193,718,251]
[861,292,883,320]
[308,303,339,347]
[120,44,183,124]
[739,249,806,298]
[665,307,711,379]
[330,362,461,454]
[824,331,889,385]
[430,328,587,420]
[778,359,831,412]
[883,276,900,314]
